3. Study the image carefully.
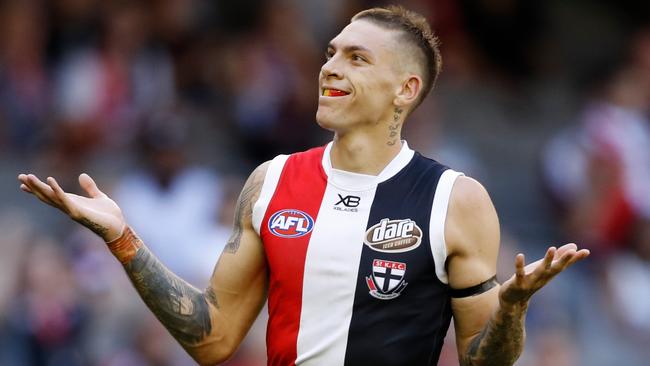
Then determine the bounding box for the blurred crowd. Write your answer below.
[0,0,648,365]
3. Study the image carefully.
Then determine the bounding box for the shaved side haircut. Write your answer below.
[352,5,442,109]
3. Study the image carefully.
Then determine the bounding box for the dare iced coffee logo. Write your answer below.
[363,218,422,253]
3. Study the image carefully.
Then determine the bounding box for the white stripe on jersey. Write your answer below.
[295,183,377,365]
[429,169,464,284]
[295,141,414,364]
[253,154,289,235]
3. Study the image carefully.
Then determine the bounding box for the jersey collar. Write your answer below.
[321,140,415,191]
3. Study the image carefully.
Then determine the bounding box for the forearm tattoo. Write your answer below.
[118,164,266,347]
[106,227,142,264]
[78,217,109,239]
[461,306,526,366]
[124,246,215,346]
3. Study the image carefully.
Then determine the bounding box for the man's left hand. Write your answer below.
[499,243,590,308]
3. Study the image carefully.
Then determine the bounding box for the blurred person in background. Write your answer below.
[114,108,224,288]
[542,26,650,255]
[29,0,177,191]
[17,5,589,366]
[223,0,324,164]
[54,0,175,153]
[540,24,650,366]
[0,0,51,152]
[2,236,88,366]
[0,213,35,364]
[603,218,650,344]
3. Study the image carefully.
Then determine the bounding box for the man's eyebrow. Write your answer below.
[327,43,373,55]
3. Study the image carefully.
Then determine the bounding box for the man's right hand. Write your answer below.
[18,164,271,365]
[18,173,125,242]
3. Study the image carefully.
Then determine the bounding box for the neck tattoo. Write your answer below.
[387,107,403,146]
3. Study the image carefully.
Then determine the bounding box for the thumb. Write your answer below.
[79,173,105,198]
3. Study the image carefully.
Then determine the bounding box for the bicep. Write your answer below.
[445,176,501,355]
[208,225,268,344]
[204,161,271,351]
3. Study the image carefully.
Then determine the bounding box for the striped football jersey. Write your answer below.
[252,141,463,366]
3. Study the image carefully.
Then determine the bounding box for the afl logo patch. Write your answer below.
[364,218,422,252]
[268,209,314,238]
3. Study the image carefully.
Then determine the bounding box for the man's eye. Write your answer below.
[352,54,365,62]
[325,51,334,60]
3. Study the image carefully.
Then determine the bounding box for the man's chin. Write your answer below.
[315,110,336,131]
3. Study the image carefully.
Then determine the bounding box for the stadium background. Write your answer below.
[0,0,649,365]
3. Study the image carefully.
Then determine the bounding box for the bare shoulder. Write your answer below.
[238,160,272,209]
[223,161,271,253]
[445,176,500,262]
[245,160,271,197]
[449,176,493,216]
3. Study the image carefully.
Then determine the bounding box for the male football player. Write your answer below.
[18,6,588,366]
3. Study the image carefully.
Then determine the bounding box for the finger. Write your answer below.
[515,253,526,280]
[550,249,577,273]
[555,243,578,258]
[27,174,54,193]
[544,247,556,270]
[18,174,34,194]
[18,175,32,193]
[47,177,77,215]
[24,174,58,206]
[564,249,591,267]
[20,183,33,193]
[528,246,557,280]
[79,173,104,198]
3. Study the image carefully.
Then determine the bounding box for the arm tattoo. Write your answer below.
[460,305,527,366]
[205,286,220,309]
[387,107,403,146]
[78,217,109,239]
[120,164,267,348]
[125,246,213,346]
[224,164,266,253]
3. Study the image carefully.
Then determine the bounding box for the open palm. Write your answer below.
[18,173,125,241]
[499,243,590,306]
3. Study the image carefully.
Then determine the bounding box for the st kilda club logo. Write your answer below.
[268,209,314,238]
[364,218,422,252]
[366,259,408,300]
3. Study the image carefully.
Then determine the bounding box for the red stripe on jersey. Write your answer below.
[260,146,327,366]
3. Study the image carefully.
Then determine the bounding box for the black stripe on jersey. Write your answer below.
[344,153,453,366]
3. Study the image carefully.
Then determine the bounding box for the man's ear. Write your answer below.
[394,75,422,108]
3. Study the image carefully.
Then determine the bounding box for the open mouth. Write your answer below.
[322,88,350,97]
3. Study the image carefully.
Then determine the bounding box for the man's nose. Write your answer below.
[321,58,342,79]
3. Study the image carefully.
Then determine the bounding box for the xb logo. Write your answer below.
[335,194,361,207]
